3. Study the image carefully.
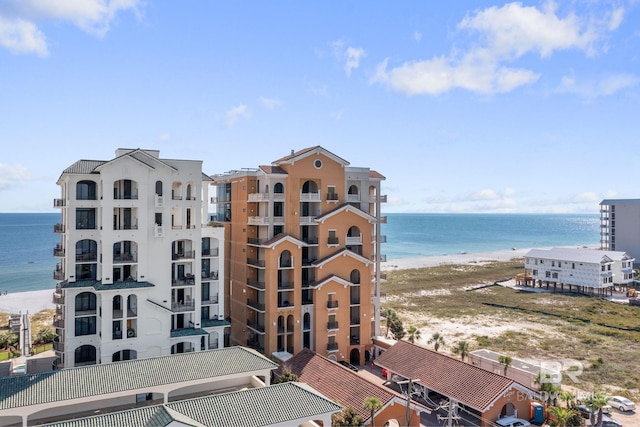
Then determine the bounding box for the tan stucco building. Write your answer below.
[209,146,386,364]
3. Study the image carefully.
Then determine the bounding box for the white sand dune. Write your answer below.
[0,289,55,315]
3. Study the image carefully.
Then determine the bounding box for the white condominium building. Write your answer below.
[52,149,228,369]
[524,247,634,293]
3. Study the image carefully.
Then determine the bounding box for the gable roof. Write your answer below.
[315,203,377,224]
[94,148,178,173]
[283,349,400,421]
[261,233,306,248]
[313,248,372,268]
[259,165,288,175]
[369,170,386,180]
[45,382,341,427]
[374,340,519,412]
[273,146,349,167]
[310,274,354,290]
[0,347,277,410]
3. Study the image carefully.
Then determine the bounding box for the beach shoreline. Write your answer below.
[0,245,597,316]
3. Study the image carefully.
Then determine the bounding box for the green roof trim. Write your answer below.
[170,328,208,338]
[0,347,277,410]
[44,382,341,427]
[60,280,155,291]
[201,319,230,328]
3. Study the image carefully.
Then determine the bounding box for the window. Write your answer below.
[274,183,284,193]
[74,345,96,364]
[155,213,162,226]
[76,208,96,229]
[75,316,97,336]
[273,201,284,217]
[545,271,551,278]
[314,159,322,169]
[328,229,338,245]
[155,180,163,196]
[327,186,338,201]
[76,181,97,200]
[75,292,97,312]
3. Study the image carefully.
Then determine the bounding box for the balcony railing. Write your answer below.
[53,246,65,257]
[301,236,318,244]
[376,235,388,244]
[246,278,266,290]
[247,237,266,246]
[154,224,164,238]
[171,301,195,312]
[114,224,138,231]
[327,237,339,245]
[248,216,269,225]
[53,269,65,281]
[76,253,97,262]
[379,216,388,224]
[246,319,265,334]
[326,193,339,201]
[53,341,64,352]
[54,223,65,234]
[53,317,65,328]
[327,321,339,330]
[172,277,195,286]
[172,250,195,260]
[247,258,265,268]
[155,194,164,208]
[346,236,362,245]
[346,194,360,202]
[113,253,136,263]
[201,295,219,305]
[248,192,270,202]
[52,291,64,305]
[300,191,321,202]
[246,339,265,352]
[202,248,220,257]
[113,193,138,200]
[327,342,338,351]
[277,281,294,290]
[247,299,265,311]
[327,300,338,309]
[53,198,65,208]
[350,296,360,305]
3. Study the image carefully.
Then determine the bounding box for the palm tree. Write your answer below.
[452,341,470,362]
[498,355,512,376]
[383,308,398,338]
[548,406,577,427]
[273,367,299,384]
[559,391,576,408]
[363,397,382,427]
[427,332,445,351]
[406,326,421,344]
[332,407,364,427]
[584,393,610,427]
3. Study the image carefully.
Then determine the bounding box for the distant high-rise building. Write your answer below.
[210,146,386,364]
[600,199,640,260]
[52,149,228,368]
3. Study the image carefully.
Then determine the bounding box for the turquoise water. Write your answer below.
[0,212,600,293]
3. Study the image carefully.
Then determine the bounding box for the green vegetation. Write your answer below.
[381,260,640,396]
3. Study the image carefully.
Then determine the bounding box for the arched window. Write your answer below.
[74,345,96,365]
[303,312,311,330]
[274,183,284,193]
[155,180,163,196]
[350,269,360,284]
[75,292,96,312]
[112,349,137,362]
[76,239,97,262]
[76,180,97,200]
[279,250,292,268]
[127,295,137,316]
[113,295,122,318]
[301,180,318,193]
[186,184,192,200]
[348,185,358,195]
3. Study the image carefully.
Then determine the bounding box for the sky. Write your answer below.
[1,1,639,214]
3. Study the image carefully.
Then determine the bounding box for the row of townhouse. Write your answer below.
[51,146,386,369]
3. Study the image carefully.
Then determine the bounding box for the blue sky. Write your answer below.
[1,1,639,214]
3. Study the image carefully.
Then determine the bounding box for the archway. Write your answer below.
[500,402,516,417]
[350,348,360,366]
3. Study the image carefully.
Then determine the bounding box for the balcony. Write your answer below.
[201,295,219,305]
[379,216,388,224]
[277,281,294,290]
[53,316,65,328]
[248,216,269,225]
[350,296,360,305]
[327,237,339,245]
[171,301,195,312]
[52,290,64,305]
[246,319,265,334]
[346,194,361,203]
[373,254,387,262]
[301,236,318,245]
[53,269,65,281]
[248,192,270,202]
[350,336,360,345]
[54,223,65,234]
[246,339,265,352]
[53,246,65,257]
[350,317,360,325]
[327,300,338,309]
[327,342,338,351]
[246,278,266,290]
[247,237,266,246]
[172,250,195,260]
[114,224,138,231]
[327,321,339,330]
[53,341,64,352]
[53,198,65,208]
[113,253,136,263]
[346,236,362,245]
[201,270,219,281]
[172,276,195,286]
[300,191,321,202]
[202,248,220,257]
[113,192,138,200]
[247,258,265,268]
[326,193,339,202]
[247,299,266,311]
[76,253,97,262]
[376,235,387,244]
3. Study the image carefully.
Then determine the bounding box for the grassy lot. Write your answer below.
[381,260,640,398]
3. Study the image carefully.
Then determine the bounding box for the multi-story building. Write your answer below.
[600,199,640,260]
[52,148,228,369]
[210,146,386,365]
[524,247,634,294]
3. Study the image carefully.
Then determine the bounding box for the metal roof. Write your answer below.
[524,247,633,264]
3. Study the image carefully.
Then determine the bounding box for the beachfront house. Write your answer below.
[524,247,634,295]
[52,148,228,369]
[209,146,387,365]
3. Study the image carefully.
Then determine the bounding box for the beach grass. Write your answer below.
[382,260,640,396]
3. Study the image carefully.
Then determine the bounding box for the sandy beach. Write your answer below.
[0,246,592,316]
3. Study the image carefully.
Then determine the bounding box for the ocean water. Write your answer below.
[0,212,600,293]
[381,213,600,260]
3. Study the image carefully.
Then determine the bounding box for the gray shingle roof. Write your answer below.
[61,160,107,175]
[43,382,341,427]
[0,347,277,410]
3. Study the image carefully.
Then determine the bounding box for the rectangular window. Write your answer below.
[75,316,97,336]
[327,186,338,201]
[328,230,338,245]
[76,208,96,230]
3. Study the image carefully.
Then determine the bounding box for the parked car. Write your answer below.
[608,396,636,412]
[578,404,612,418]
[585,415,622,427]
[495,416,531,427]
[338,361,359,372]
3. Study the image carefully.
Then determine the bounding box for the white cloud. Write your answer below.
[413,31,422,42]
[0,0,142,55]
[557,72,639,98]
[0,16,48,56]
[225,105,250,128]
[571,192,598,203]
[344,46,365,76]
[0,164,31,190]
[471,189,500,200]
[159,133,171,141]
[259,97,283,110]
[371,1,618,95]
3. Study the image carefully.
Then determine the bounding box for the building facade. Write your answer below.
[524,247,634,293]
[600,199,640,260]
[210,146,386,365]
[52,149,228,369]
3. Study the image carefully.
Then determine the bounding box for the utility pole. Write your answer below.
[396,378,420,426]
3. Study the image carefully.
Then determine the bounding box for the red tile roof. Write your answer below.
[259,165,288,174]
[282,349,399,421]
[374,340,516,411]
[369,170,386,179]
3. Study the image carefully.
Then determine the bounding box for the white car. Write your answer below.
[495,416,532,427]
[608,396,636,412]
